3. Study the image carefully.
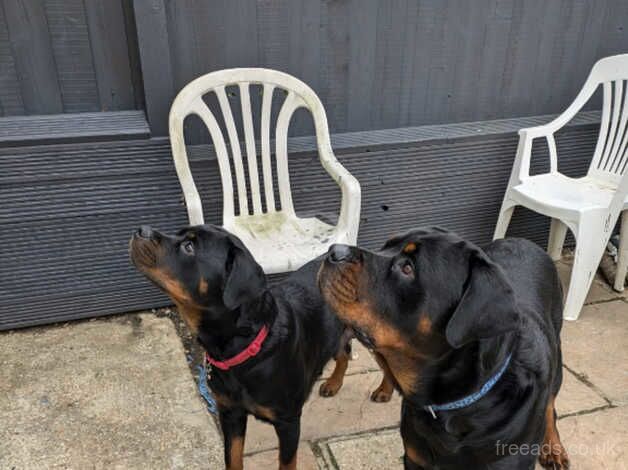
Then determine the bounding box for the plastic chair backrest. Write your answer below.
[169,68,334,225]
[586,55,628,184]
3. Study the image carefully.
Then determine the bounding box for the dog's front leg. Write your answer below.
[273,416,300,470]
[219,406,248,470]
[401,407,430,470]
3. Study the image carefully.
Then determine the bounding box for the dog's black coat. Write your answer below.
[319,228,568,470]
[130,224,347,469]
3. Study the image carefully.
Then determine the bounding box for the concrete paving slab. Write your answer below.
[244,443,318,469]
[556,367,608,417]
[320,407,628,470]
[553,406,628,470]
[320,430,403,469]
[314,373,612,469]
[246,371,401,453]
[0,314,222,470]
[555,260,619,305]
[561,300,628,405]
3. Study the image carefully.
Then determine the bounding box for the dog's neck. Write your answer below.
[196,289,277,361]
[408,332,517,410]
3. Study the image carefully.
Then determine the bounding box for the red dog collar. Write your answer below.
[205,325,269,371]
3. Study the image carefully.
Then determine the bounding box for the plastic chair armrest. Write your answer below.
[516,127,559,175]
[515,72,599,177]
[319,148,361,243]
[518,125,554,139]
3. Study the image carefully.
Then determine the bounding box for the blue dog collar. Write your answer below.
[424,353,512,419]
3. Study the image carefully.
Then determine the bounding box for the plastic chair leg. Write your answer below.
[614,211,628,292]
[563,220,609,321]
[547,218,568,261]
[493,202,515,240]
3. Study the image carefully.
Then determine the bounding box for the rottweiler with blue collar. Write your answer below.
[318,227,569,469]
[130,224,361,470]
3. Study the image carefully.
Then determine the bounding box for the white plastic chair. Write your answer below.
[168,68,361,274]
[493,54,628,321]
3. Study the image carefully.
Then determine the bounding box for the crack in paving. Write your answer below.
[583,296,625,306]
[558,404,616,420]
[312,424,401,447]
[562,363,614,406]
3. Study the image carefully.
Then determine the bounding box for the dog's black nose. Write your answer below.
[137,225,153,239]
[328,244,357,263]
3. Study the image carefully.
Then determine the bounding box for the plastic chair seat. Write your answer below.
[225,213,337,274]
[511,174,618,216]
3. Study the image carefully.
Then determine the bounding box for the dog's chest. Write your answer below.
[211,373,278,422]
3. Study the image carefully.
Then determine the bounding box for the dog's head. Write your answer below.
[129,225,265,332]
[318,227,519,394]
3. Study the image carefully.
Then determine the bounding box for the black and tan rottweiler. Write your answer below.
[130,224,356,470]
[318,227,569,470]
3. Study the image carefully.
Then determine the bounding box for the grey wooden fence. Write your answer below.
[1,0,627,329]
[134,0,627,136]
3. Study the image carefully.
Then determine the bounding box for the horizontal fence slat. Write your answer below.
[0,110,149,146]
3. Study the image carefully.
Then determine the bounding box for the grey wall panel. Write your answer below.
[0,0,140,117]
[132,0,175,136]
[134,0,627,137]
[84,0,136,111]
[0,3,24,115]
[0,113,598,330]
[121,0,145,111]
[44,0,99,113]
[2,0,63,114]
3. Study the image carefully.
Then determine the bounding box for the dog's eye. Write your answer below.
[401,261,414,277]
[181,240,195,255]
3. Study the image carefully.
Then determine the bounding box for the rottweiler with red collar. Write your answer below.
[130,224,356,470]
[318,227,569,470]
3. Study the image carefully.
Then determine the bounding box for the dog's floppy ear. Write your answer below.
[445,249,520,348]
[222,239,266,310]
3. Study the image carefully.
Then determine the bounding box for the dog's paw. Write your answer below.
[319,379,342,397]
[538,441,570,469]
[370,385,393,403]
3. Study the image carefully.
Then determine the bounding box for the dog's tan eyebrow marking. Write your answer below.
[418,314,432,335]
[198,278,208,295]
[403,242,417,254]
